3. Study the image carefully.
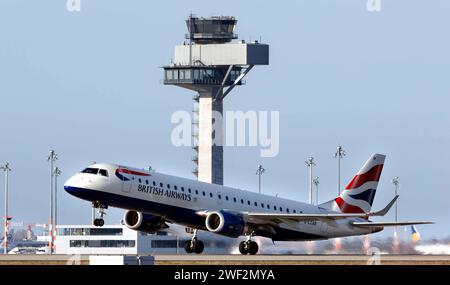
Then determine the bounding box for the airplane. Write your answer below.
[64,153,432,255]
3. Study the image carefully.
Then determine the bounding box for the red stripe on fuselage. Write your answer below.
[117,169,151,176]
[345,164,383,190]
[335,197,365,214]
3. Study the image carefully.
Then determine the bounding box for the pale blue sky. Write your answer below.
[0,0,449,239]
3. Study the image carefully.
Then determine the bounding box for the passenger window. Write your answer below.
[241,199,244,204]
[254,202,257,207]
[174,185,177,190]
[247,201,251,206]
[98,169,108,177]
[195,190,198,195]
[145,180,149,185]
[274,206,277,211]
[287,208,290,213]
[153,181,156,186]
[267,204,270,209]
[280,207,283,212]
[202,191,206,196]
[293,210,297,213]
[225,196,228,201]
[167,184,170,189]
[160,183,163,187]
[233,197,237,202]
[218,194,222,199]
[181,187,184,192]
[261,203,265,208]
[138,178,142,183]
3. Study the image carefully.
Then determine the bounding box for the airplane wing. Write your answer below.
[244,195,399,224]
[351,221,433,228]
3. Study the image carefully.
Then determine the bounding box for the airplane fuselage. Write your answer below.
[64,163,378,241]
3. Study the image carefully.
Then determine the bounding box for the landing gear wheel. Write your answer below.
[92,201,107,227]
[248,241,258,255]
[184,229,204,254]
[239,241,248,255]
[184,240,194,253]
[93,218,104,227]
[239,232,259,255]
[193,240,204,254]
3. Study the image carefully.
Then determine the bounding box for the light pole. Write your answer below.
[54,166,61,252]
[256,164,266,194]
[392,176,399,251]
[1,162,11,254]
[305,157,316,205]
[334,146,346,196]
[313,177,319,206]
[392,177,399,223]
[47,150,58,254]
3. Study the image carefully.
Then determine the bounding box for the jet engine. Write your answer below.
[123,210,168,234]
[205,210,246,238]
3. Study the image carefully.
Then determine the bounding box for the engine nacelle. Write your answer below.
[123,210,168,234]
[205,210,246,238]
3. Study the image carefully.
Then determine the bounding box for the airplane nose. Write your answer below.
[64,176,75,189]
[64,175,84,194]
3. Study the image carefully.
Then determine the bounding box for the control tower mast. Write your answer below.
[163,15,269,185]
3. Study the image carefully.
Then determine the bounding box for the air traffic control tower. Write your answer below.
[163,16,269,185]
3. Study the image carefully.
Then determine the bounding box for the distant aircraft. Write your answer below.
[64,153,432,255]
[411,225,421,242]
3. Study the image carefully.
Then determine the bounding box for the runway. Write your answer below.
[153,254,450,265]
[1,254,450,265]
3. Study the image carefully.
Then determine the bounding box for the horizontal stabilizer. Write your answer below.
[352,221,433,228]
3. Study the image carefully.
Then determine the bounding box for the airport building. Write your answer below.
[34,225,231,255]
[36,225,184,255]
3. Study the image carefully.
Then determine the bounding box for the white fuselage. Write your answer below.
[64,163,375,241]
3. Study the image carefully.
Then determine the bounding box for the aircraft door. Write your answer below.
[118,167,132,193]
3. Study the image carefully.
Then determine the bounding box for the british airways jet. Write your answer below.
[64,154,431,254]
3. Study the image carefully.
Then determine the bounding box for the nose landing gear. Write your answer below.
[184,229,204,254]
[92,201,107,227]
[239,232,258,255]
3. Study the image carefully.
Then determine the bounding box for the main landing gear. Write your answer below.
[239,232,258,255]
[92,201,107,227]
[184,229,204,254]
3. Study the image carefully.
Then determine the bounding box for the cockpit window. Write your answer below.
[81,168,109,177]
[82,168,99,175]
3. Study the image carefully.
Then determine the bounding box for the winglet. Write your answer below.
[369,195,399,216]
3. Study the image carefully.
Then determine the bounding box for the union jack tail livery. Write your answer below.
[333,153,385,213]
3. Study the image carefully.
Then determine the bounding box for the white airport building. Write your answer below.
[36,225,185,255]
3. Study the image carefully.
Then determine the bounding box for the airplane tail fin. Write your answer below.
[321,153,385,213]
